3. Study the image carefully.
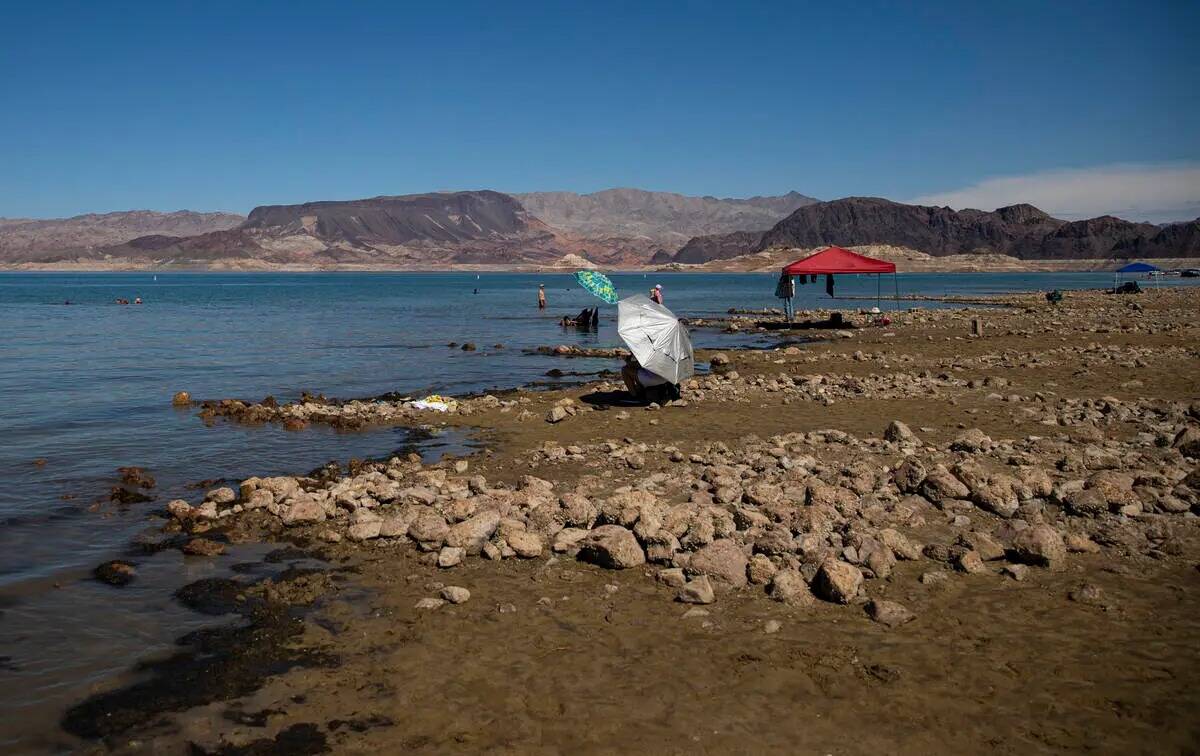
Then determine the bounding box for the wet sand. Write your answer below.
[47,287,1200,753]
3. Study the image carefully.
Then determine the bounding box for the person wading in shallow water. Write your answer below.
[537,284,546,310]
[650,284,664,304]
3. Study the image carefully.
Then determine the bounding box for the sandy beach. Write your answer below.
[46,286,1200,754]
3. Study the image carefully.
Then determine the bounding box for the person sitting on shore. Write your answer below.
[621,355,679,404]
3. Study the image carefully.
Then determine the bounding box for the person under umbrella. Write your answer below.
[617,294,693,403]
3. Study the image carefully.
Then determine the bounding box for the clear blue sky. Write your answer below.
[1,0,1197,218]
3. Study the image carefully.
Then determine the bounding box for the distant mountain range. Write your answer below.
[514,188,816,248]
[2,191,1196,268]
[672,197,1200,264]
[0,210,243,262]
[0,189,810,267]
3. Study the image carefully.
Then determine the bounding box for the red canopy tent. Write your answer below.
[777,246,898,320]
[783,245,896,275]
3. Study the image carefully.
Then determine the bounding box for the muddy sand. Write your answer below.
[57,288,1200,754]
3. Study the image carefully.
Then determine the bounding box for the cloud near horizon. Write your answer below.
[911,164,1200,224]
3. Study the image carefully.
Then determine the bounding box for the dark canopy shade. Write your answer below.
[1116,262,1160,273]
[783,246,897,275]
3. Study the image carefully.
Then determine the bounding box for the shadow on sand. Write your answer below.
[578,389,645,409]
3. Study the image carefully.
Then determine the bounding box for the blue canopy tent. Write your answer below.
[1114,261,1160,291]
[1115,262,1160,273]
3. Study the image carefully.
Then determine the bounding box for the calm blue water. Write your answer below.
[0,269,1195,747]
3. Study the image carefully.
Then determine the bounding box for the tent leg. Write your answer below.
[893,272,899,311]
[876,274,881,311]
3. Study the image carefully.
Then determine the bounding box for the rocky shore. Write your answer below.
[68,287,1200,753]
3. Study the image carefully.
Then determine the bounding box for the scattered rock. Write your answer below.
[677,575,715,604]
[1008,524,1067,570]
[884,420,920,446]
[866,599,915,628]
[441,586,471,604]
[955,550,988,574]
[118,466,156,489]
[1002,564,1030,581]
[506,531,543,558]
[93,560,137,586]
[205,487,236,505]
[687,539,749,588]
[577,525,646,569]
[768,570,814,606]
[446,511,501,555]
[1068,583,1107,608]
[182,538,226,557]
[813,559,863,604]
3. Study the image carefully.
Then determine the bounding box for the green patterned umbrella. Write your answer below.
[574,270,619,304]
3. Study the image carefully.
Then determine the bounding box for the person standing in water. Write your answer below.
[537,284,546,310]
[650,284,664,304]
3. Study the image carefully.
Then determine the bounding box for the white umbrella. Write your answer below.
[617,294,694,384]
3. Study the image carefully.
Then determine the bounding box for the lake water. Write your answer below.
[0,269,1194,748]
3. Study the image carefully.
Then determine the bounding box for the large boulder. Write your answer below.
[687,539,749,587]
[577,525,646,569]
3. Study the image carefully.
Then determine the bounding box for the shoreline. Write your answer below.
[17,286,1200,751]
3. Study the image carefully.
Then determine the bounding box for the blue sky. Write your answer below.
[1,0,1197,220]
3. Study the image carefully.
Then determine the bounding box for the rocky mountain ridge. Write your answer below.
[5,189,811,267]
[94,191,568,267]
[673,197,1199,264]
[6,192,1197,268]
